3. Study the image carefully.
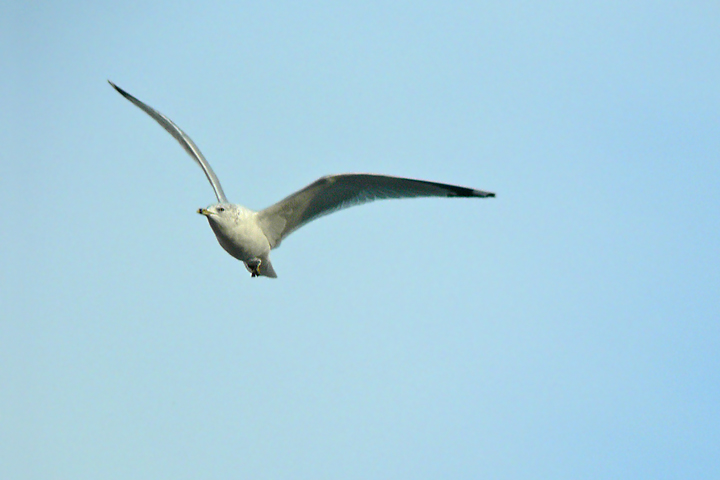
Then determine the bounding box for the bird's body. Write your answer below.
[109,81,495,278]
[200,204,277,277]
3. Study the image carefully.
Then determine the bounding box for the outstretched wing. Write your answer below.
[108,81,228,203]
[257,173,495,247]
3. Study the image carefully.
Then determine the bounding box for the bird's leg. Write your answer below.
[246,258,262,278]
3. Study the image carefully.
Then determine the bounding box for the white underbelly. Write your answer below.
[210,216,270,262]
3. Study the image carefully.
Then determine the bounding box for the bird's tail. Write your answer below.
[260,257,278,278]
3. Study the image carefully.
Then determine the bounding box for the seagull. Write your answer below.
[109,81,495,278]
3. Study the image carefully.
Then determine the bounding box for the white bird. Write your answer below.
[109,81,495,278]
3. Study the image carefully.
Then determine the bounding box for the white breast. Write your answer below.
[209,209,271,262]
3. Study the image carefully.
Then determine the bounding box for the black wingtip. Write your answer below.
[464,189,495,198]
[107,80,131,99]
[447,187,496,198]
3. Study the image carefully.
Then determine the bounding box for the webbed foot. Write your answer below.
[247,258,262,277]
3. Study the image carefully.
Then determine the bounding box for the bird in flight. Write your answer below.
[109,81,495,278]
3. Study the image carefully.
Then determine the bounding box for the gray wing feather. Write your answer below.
[258,173,495,247]
[108,81,228,203]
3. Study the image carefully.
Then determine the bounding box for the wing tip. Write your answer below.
[449,188,496,198]
[475,190,496,198]
[107,80,133,100]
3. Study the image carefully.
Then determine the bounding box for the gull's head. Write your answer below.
[197,203,237,225]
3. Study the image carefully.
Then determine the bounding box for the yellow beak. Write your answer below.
[197,208,212,216]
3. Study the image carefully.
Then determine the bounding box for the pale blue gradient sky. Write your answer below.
[2,1,719,478]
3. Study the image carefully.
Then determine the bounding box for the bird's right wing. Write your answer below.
[108,81,229,204]
[257,173,495,248]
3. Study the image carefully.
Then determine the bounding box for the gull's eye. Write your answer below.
[217,207,225,212]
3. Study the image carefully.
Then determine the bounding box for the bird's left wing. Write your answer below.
[257,173,494,248]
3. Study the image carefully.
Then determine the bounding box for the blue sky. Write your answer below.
[3,1,719,478]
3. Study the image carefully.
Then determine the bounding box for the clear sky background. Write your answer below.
[2,1,719,478]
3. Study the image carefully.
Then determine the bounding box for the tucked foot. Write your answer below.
[246,258,262,278]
